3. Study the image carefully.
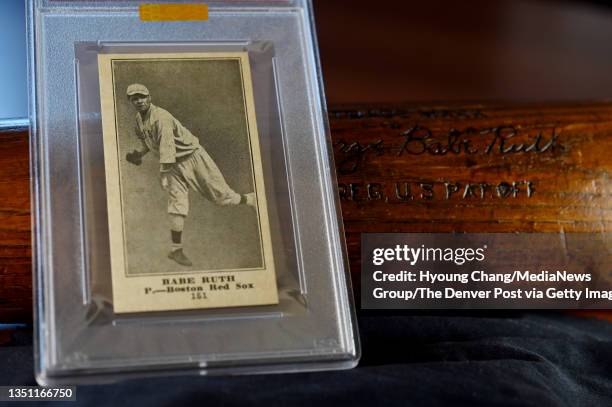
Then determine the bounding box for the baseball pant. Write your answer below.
[166,146,241,216]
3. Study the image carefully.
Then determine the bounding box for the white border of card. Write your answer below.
[98,52,278,313]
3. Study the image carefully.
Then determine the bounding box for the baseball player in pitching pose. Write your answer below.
[124,83,256,267]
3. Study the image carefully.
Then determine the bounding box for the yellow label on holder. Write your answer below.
[139,4,208,21]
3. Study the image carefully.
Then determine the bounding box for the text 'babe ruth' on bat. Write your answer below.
[125,83,256,267]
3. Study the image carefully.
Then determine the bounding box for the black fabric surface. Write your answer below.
[2,313,611,406]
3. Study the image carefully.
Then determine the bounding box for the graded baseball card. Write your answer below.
[98,52,278,313]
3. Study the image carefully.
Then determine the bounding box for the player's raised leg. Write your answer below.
[179,146,256,208]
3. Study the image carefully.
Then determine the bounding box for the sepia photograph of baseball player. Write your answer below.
[101,55,274,281]
[97,52,278,312]
[124,83,256,267]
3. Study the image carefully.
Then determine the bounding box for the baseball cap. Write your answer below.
[126,83,150,96]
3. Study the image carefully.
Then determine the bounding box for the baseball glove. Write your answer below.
[126,150,142,166]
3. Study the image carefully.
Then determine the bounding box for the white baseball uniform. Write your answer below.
[134,104,242,216]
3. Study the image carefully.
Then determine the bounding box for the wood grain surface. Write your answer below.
[331,103,612,287]
[0,130,31,323]
[1,102,611,322]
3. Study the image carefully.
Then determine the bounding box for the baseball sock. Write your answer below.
[171,230,182,252]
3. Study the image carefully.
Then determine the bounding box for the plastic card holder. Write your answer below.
[28,0,359,384]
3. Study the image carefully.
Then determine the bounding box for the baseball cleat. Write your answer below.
[244,192,256,208]
[168,249,193,266]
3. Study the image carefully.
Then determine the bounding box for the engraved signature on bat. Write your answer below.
[334,125,565,174]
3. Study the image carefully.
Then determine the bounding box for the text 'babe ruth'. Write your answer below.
[125,83,256,267]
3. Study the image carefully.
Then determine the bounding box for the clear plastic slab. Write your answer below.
[28,0,359,384]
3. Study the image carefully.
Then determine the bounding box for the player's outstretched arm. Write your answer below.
[138,142,150,157]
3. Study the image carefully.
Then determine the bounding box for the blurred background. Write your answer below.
[2,0,612,126]
[313,0,612,104]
